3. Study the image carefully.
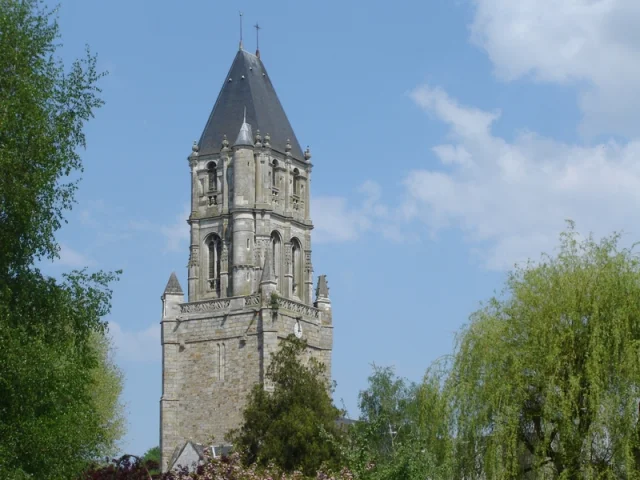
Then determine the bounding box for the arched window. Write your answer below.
[291,238,302,298]
[208,234,222,296]
[207,162,217,192]
[292,168,300,196]
[271,160,278,189]
[270,231,282,290]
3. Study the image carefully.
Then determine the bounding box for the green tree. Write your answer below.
[142,446,161,465]
[0,269,122,479]
[229,335,344,475]
[0,1,123,478]
[90,332,126,456]
[141,446,161,476]
[354,365,416,461]
[347,365,453,480]
[447,223,640,478]
[0,0,103,274]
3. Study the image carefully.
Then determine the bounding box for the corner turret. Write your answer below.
[231,116,257,296]
[162,272,184,319]
[314,275,332,322]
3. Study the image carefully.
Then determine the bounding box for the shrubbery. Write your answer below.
[81,453,353,480]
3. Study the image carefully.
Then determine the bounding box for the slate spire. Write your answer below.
[198,50,303,159]
[164,272,183,295]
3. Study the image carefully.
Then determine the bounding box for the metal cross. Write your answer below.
[254,23,261,51]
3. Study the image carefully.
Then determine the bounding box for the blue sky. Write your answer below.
[41,0,640,456]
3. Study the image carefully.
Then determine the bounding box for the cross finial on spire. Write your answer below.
[239,11,244,50]
[254,23,261,58]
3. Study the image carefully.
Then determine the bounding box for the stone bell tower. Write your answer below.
[159,46,333,471]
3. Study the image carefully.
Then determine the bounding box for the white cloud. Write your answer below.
[312,196,366,243]
[130,205,190,253]
[407,84,640,269]
[108,321,160,363]
[312,181,404,243]
[54,244,96,268]
[160,206,190,253]
[470,0,640,136]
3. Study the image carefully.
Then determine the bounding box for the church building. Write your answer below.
[159,43,334,471]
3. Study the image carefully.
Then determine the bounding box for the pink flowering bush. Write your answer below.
[164,452,354,480]
[82,452,356,480]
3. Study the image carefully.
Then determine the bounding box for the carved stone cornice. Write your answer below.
[180,298,230,314]
[274,297,320,320]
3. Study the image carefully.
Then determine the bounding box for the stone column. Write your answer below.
[187,150,199,301]
[231,142,256,296]
[259,309,278,392]
[255,151,263,207]
[189,146,199,213]
[160,280,184,472]
[284,243,293,298]
[303,148,312,222]
[304,170,311,221]
[220,220,229,297]
[284,160,291,214]
[304,249,313,305]
[188,221,199,301]
[221,136,230,214]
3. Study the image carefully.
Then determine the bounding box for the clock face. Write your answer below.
[294,320,302,338]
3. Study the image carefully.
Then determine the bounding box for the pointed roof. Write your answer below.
[316,275,329,298]
[164,272,184,295]
[234,109,254,147]
[198,49,304,160]
[260,247,276,284]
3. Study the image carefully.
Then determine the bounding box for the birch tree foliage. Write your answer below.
[448,223,640,479]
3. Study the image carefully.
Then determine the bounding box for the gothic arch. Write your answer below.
[270,230,282,292]
[292,168,300,196]
[271,160,278,189]
[207,161,217,192]
[291,237,303,299]
[205,233,222,297]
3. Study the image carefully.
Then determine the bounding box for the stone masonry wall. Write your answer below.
[161,296,331,471]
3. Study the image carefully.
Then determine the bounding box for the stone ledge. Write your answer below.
[179,294,260,315]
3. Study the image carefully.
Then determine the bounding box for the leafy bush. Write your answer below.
[81,455,159,479]
[82,453,354,480]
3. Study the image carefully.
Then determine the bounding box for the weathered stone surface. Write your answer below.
[160,48,334,472]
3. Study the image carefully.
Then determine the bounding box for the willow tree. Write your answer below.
[448,224,640,479]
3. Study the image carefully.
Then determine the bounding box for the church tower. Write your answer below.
[159,46,333,471]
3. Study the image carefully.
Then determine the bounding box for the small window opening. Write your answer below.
[207,162,217,192]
